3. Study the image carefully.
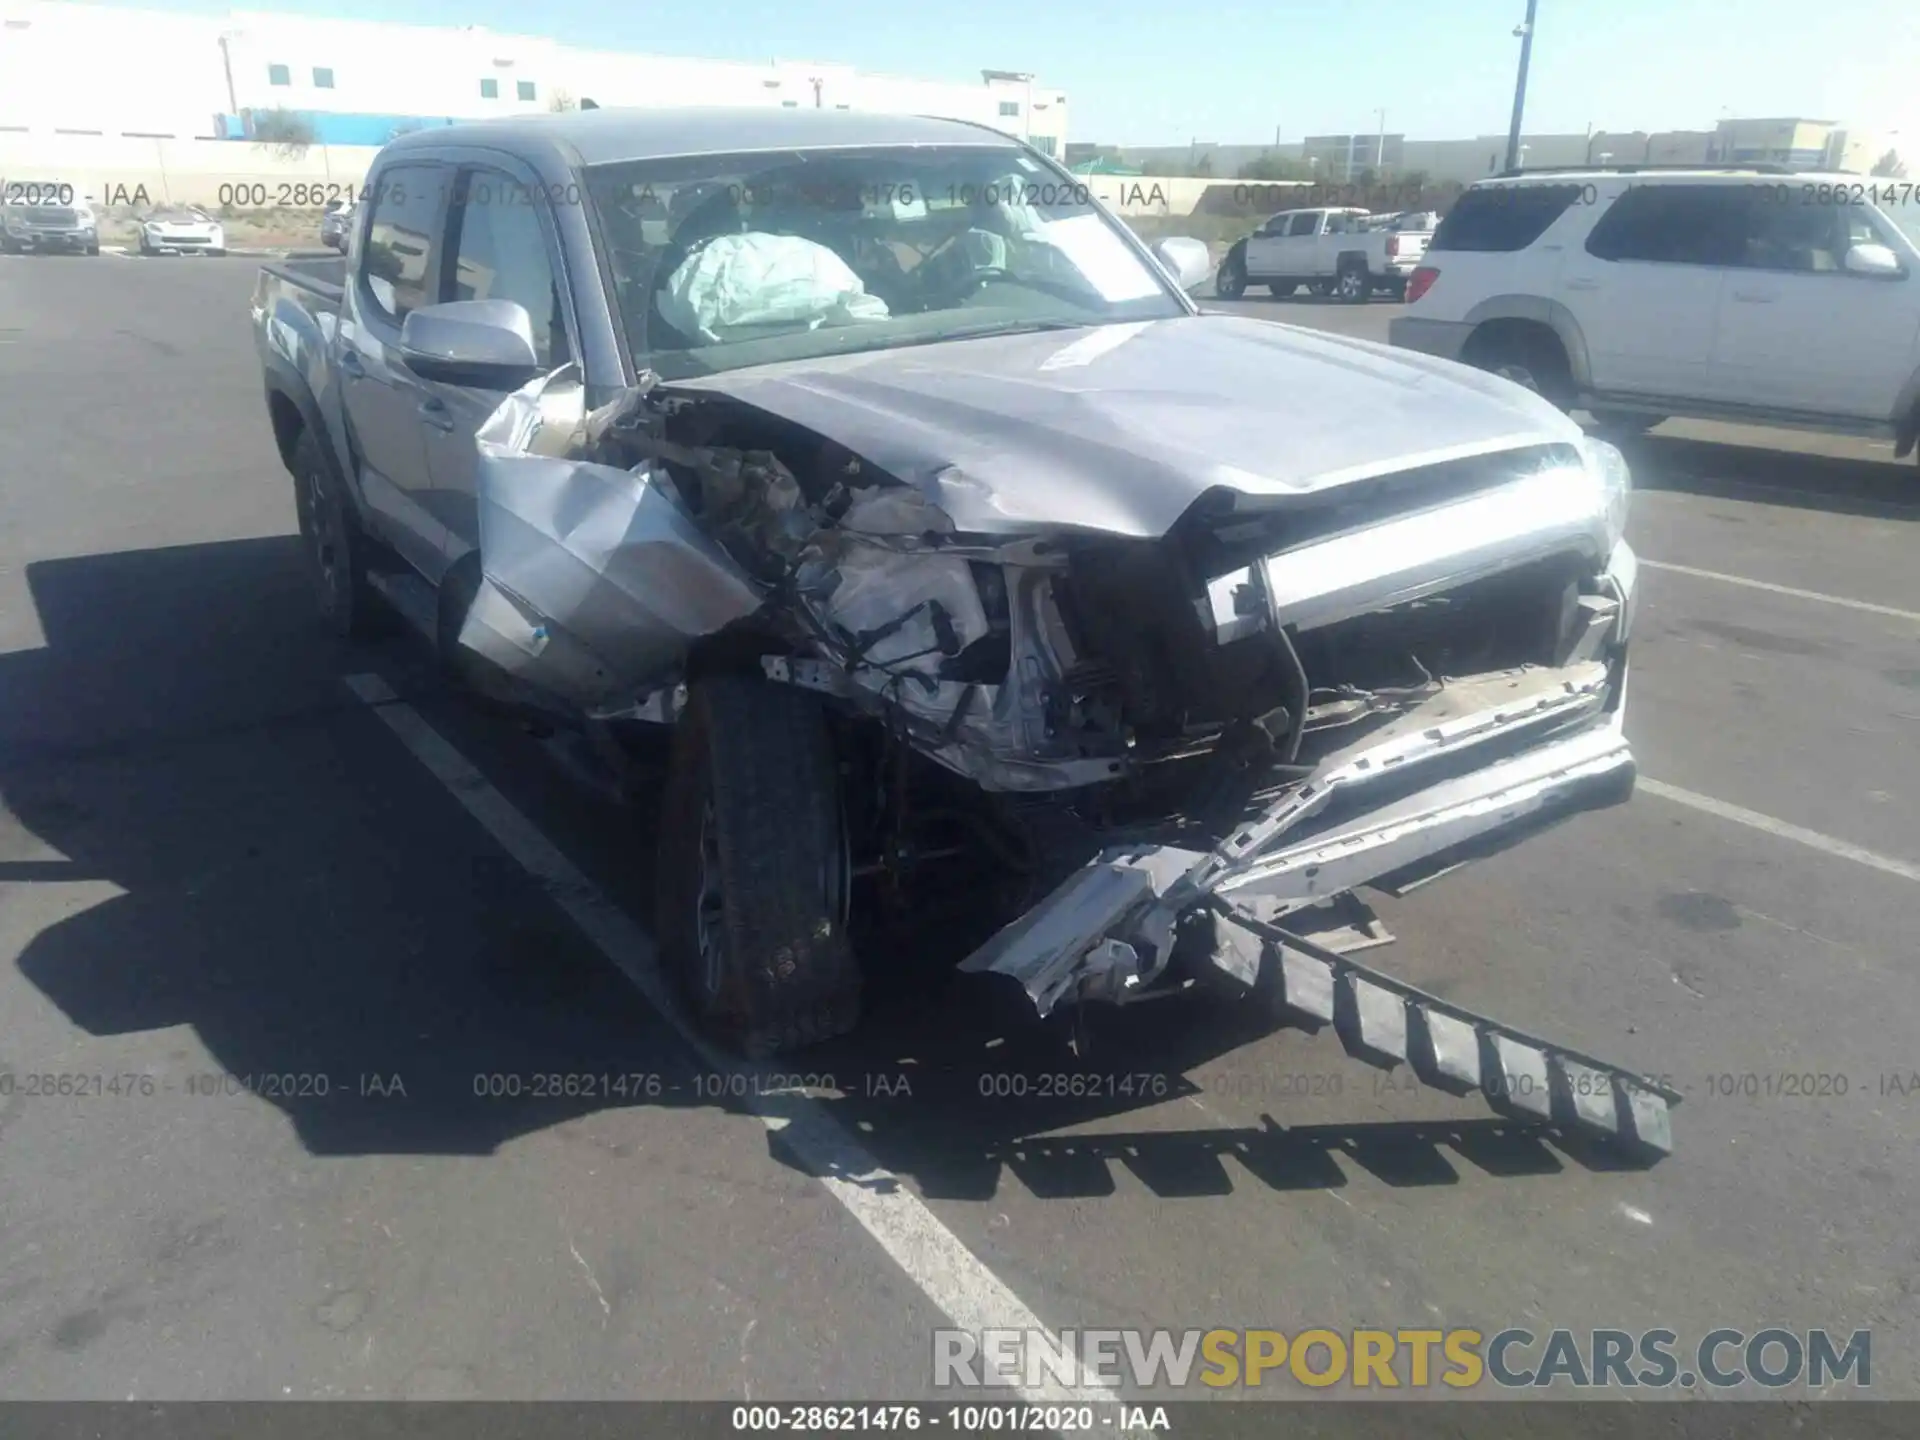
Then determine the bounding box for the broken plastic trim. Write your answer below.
[1227,913,1680,1158]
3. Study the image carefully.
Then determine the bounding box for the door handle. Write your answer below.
[1563,276,1600,291]
[339,349,366,378]
[1731,289,1776,303]
[417,396,456,432]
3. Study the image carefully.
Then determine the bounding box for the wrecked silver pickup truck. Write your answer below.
[254,109,1676,1157]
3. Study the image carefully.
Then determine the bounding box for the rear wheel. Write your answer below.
[657,675,861,1057]
[1335,262,1370,303]
[290,428,390,639]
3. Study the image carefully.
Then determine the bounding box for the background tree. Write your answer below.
[250,107,317,162]
[1872,149,1908,179]
[1235,151,1314,181]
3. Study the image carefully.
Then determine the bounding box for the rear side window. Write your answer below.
[1429,185,1584,253]
[1584,184,1747,266]
[361,165,443,322]
[1287,211,1320,237]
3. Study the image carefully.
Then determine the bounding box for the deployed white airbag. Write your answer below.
[658,232,890,344]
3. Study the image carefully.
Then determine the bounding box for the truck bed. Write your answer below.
[261,255,345,307]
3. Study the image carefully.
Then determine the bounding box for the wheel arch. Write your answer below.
[1461,295,1593,391]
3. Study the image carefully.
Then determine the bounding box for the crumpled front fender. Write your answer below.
[457,371,765,711]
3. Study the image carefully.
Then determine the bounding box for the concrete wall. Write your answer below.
[0,133,379,207]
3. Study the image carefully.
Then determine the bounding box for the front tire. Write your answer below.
[290,428,389,639]
[657,675,861,1057]
[1589,409,1665,436]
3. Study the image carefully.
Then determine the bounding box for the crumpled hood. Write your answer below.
[664,313,1582,538]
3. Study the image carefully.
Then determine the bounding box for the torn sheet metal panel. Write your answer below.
[958,661,1628,1021]
[463,372,765,710]
[957,844,1204,1015]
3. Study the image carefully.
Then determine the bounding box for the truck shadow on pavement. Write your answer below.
[1613,431,1920,521]
[2,537,1643,1202]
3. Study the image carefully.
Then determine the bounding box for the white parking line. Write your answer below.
[341,673,1130,1426]
[1639,559,1920,624]
[1638,777,1920,884]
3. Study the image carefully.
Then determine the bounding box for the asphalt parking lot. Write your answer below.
[3,253,1918,1415]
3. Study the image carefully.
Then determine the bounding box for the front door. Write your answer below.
[1556,183,1740,402]
[1242,213,1293,279]
[416,164,577,563]
[337,161,454,581]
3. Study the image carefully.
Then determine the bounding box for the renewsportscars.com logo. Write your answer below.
[932,1326,1872,1391]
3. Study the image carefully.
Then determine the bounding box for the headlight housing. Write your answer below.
[1579,435,1633,552]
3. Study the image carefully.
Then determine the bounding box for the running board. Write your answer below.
[1222,909,1680,1160]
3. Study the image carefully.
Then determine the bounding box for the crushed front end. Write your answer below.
[464,365,1676,1157]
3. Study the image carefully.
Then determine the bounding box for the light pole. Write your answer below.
[1503,0,1538,172]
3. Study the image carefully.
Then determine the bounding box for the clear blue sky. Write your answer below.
[123,0,1920,147]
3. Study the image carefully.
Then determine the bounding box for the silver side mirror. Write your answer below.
[1843,242,1904,278]
[400,299,541,389]
[1151,236,1213,292]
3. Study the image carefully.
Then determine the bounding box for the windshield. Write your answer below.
[149,207,210,223]
[1885,195,1920,251]
[583,145,1186,379]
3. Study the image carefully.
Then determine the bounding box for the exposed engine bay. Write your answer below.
[455,359,1675,1159]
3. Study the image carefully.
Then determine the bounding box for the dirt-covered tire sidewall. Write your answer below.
[656,675,860,1056]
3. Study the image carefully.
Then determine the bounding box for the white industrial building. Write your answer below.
[0,1,1069,153]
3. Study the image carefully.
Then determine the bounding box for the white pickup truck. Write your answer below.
[1217,205,1431,302]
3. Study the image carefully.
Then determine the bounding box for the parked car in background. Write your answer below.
[1216,205,1431,302]
[1,178,99,254]
[320,198,355,251]
[137,204,227,256]
[1390,168,1920,457]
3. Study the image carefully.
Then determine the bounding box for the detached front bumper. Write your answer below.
[958,648,1633,1016]
[957,540,1677,1154]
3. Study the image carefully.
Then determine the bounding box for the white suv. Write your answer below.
[1389,169,1920,461]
